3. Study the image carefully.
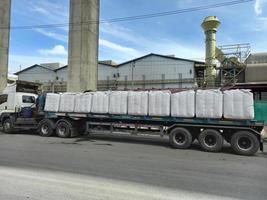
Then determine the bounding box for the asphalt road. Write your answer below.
[0,131,266,200]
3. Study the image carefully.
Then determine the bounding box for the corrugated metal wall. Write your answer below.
[116,55,195,90]
[246,64,267,82]
[17,55,197,92]
[18,66,56,83]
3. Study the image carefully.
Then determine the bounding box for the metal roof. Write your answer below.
[246,52,267,64]
[14,53,205,75]
[117,53,204,67]
[14,64,55,75]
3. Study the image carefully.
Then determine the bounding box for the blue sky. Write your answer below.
[9,0,267,73]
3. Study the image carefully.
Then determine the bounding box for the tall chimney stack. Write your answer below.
[201,16,220,87]
[67,0,99,92]
[0,0,11,92]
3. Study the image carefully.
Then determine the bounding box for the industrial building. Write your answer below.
[14,53,204,92]
[245,52,267,83]
[233,52,267,100]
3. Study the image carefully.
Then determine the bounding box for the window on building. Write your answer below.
[22,95,35,103]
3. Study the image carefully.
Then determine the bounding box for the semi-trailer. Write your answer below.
[0,89,264,156]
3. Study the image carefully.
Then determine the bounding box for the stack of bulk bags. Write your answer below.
[59,93,76,112]
[91,91,110,114]
[74,93,93,113]
[128,91,149,116]
[223,89,254,119]
[171,90,195,117]
[109,91,128,115]
[196,90,223,118]
[149,91,171,116]
[44,93,60,112]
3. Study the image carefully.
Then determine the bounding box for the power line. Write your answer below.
[0,0,253,30]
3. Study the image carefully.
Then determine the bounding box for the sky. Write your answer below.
[8,0,267,73]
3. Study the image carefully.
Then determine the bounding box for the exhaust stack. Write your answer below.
[201,16,220,87]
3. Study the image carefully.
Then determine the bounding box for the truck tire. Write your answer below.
[198,129,223,152]
[38,119,54,137]
[56,121,73,138]
[2,118,14,133]
[169,127,192,149]
[231,131,259,156]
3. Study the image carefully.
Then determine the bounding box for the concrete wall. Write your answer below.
[67,0,99,92]
[0,0,11,92]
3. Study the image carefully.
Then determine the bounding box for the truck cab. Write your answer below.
[0,92,38,132]
[0,92,37,113]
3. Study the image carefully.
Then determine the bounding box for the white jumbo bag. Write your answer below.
[109,91,128,115]
[128,91,149,116]
[74,93,93,113]
[171,90,195,117]
[91,91,110,114]
[149,91,171,116]
[223,89,254,119]
[59,93,76,112]
[196,90,223,118]
[44,93,60,112]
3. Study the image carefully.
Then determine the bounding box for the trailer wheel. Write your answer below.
[231,131,259,156]
[38,119,54,137]
[56,121,72,138]
[2,119,13,133]
[198,129,223,152]
[169,128,192,149]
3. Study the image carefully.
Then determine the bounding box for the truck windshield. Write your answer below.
[22,95,35,104]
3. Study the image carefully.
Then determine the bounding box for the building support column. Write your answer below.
[0,0,11,92]
[67,0,99,92]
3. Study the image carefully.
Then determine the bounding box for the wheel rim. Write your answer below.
[237,136,252,151]
[174,132,186,145]
[204,134,217,147]
[41,125,49,135]
[58,126,67,136]
[4,122,11,131]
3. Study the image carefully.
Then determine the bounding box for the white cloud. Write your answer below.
[35,28,68,43]
[99,39,142,58]
[33,6,50,15]
[15,0,69,32]
[38,45,68,56]
[30,0,69,22]
[100,23,137,43]
[255,0,267,15]
[99,23,204,62]
[147,40,204,61]
[100,23,150,46]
